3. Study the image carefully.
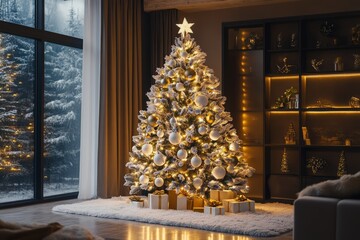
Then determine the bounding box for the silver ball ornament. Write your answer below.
[227,165,235,173]
[157,130,164,138]
[193,177,203,189]
[209,130,220,141]
[194,94,208,108]
[154,177,164,187]
[177,149,188,160]
[154,152,166,166]
[229,142,240,151]
[139,175,149,184]
[204,159,211,165]
[183,184,190,191]
[176,82,185,91]
[169,132,181,145]
[141,144,153,156]
[198,125,207,135]
[212,166,226,179]
[191,155,202,168]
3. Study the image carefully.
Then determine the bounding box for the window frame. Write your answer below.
[0,0,83,209]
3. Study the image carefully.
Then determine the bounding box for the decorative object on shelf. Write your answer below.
[311,58,324,72]
[277,32,283,48]
[276,57,294,74]
[284,123,296,145]
[334,57,344,71]
[306,156,327,174]
[351,24,360,45]
[349,96,360,108]
[307,99,333,109]
[301,127,311,145]
[345,138,351,146]
[337,151,347,177]
[290,33,297,48]
[273,86,298,109]
[280,148,290,173]
[245,32,262,49]
[315,40,321,48]
[353,54,360,70]
[320,20,335,37]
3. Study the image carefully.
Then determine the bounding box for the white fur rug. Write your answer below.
[53,197,293,237]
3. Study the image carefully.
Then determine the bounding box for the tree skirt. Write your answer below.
[52,197,293,237]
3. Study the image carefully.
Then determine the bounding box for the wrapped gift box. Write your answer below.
[187,199,193,210]
[193,207,204,213]
[204,206,225,216]
[222,199,233,212]
[149,193,169,210]
[210,190,235,201]
[168,190,188,210]
[193,196,204,208]
[131,201,144,208]
[229,199,255,213]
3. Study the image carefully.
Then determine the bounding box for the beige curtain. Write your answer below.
[150,9,178,82]
[98,0,143,197]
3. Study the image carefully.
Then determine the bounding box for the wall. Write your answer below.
[180,0,360,81]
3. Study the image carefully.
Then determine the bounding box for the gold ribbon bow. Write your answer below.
[207,199,222,207]
[153,190,165,195]
[235,194,247,202]
[129,195,144,202]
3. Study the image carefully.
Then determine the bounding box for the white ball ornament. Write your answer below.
[168,59,176,68]
[154,152,166,166]
[141,144,153,156]
[191,155,202,168]
[204,159,211,165]
[227,165,235,173]
[177,149,188,160]
[180,51,188,58]
[194,94,208,108]
[198,125,208,135]
[183,184,190,191]
[176,82,185,91]
[139,175,149,184]
[193,177,203,189]
[229,142,240,151]
[212,166,226,179]
[154,177,164,187]
[132,146,138,152]
[157,130,164,138]
[169,132,181,145]
[209,130,220,141]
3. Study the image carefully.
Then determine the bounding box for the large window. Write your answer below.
[0,0,83,206]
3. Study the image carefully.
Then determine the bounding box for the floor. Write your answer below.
[0,200,293,240]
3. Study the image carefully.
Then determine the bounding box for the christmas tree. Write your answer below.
[280,148,289,173]
[124,18,255,198]
[337,151,347,177]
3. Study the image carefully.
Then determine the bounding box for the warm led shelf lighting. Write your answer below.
[302,73,360,79]
[305,111,360,114]
[268,111,299,114]
[265,75,298,80]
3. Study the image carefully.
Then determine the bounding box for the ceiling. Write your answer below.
[144,0,299,12]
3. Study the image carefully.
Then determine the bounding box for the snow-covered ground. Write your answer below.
[0,183,78,203]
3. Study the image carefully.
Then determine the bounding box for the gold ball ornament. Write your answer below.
[184,69,196,80]
[161,77,171,88]
[206,112,215,124]
[147,115,158,127]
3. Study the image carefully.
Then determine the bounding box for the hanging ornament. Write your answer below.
[157,130,164,138]
[198,125,208,135]
[180,50,188,58]
[183,184,191,191]
[167,59,177,68]
[229,142,240,151]
[206,112,215,124]
[147,115,158,127]
[212,166,226,179]
[169,132,181,145]
[170,117,177,126]
[204,159,211,165]
[154,152,166,166]
[209,129,220,141]
[141,144,153,156]
[184,68,196,80]
[160,77,171,88]
[132,146,138,152]
[167,69,175,77]
[175,82,185,91]
[177,149,188,160]
[139,175,149,184]
[191,155,202,168]
[226,165,235,173]
[194,94,209,108]
[193,177,203,189]
[154,177,164,187]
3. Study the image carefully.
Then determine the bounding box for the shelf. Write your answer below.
[302,72,360,77]
[303,108,360,112]
[265,73,299,77]
[243,143,264,147]
[302,145,360,149]
[266,109,299,112]
[265,144,299,147]
[228,48,263,52]
[267,48,298,53]
[269,173,299,177]
[303,45,360,51]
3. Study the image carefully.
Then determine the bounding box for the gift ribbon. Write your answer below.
[129,195,144,202]
[153,190,165,195]
[235,194,247,202]
[207,199,222,207]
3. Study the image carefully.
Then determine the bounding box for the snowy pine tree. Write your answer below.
[124,19,255,198]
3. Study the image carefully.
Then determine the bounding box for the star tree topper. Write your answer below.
[176,18,194,37]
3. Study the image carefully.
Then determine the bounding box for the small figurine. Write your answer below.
[290,33,297,48]
[352,24,360,45]
[311,58,324,72]
[277,32,283,48]
[277,57,294,74]
[334,57,344,71]
[284,122,296,145]
[280,148,290,173]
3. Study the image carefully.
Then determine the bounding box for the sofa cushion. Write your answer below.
[294,196,339,240]
[336,199,360,240]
